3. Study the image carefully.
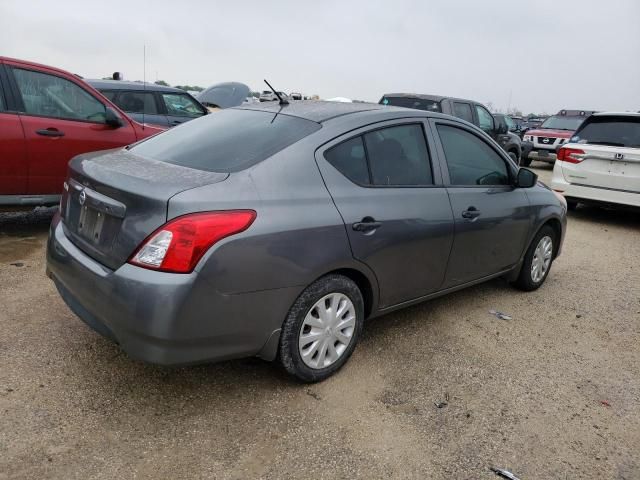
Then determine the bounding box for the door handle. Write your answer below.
[352,217,382,232]
[36,128,65,137]
[170,120,184,125]
[461,207,481,219]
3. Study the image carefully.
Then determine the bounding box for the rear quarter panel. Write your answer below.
[168,134,379,302]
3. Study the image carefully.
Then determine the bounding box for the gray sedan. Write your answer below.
[46,101,567,382]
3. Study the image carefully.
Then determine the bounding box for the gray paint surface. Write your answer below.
[46,102,566,365]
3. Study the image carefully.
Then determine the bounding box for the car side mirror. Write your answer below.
[497,122,508,135]
[516,168,538,188]
[105,107,124,128]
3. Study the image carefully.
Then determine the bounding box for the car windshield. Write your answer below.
[130,108,321,172]
[379,96,442,112]
[572,116,640,148]
[540,115,585,131]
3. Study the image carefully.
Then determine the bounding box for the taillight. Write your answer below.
[129,210,256,273]
[557,147,585,164]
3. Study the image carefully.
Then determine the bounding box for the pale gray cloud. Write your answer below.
[1,0,639,114]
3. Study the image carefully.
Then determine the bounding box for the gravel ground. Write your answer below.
[1,164,638,479]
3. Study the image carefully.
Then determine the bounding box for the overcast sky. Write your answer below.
[2,0,639,114]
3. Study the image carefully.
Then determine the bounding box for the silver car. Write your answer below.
[46,101,567,382]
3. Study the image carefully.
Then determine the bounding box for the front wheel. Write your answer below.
[512,225,557,291]
[279,275,364,382]
[520,155,532,167]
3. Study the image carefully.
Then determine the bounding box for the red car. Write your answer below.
[0,57,164,207]
[521,109,595,165]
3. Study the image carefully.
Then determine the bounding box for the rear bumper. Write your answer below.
[46,213,295,365]
[0,194,60,206]
[550,175,640,207]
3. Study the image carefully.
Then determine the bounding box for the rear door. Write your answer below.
[560,116,640,193]
[111,90,168,127]
[316,119,454,308]
[7,64,137,195]
[0,62,27,196]
[431,119,532,287]
[159,92,207,127]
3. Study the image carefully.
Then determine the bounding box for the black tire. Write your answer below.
[279,274,364,383]
[512,225,557,291]
[508,151,518,164]
[520,155,532,167]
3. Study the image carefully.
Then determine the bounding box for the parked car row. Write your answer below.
[379,93,525,163]
[521,110,595,166]
[87,79,208,127]
[4,54,635,382]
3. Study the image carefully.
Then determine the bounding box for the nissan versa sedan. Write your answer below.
[46,101,567,382]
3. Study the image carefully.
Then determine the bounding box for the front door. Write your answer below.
[316,120,454,308]
[432,120,532,287]
[9,66,136,195]
[0,65,27,195]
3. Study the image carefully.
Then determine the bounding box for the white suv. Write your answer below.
[551,112,640,209]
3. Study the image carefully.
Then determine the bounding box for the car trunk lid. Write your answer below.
[61,148,228,270]
[560,144,640,193]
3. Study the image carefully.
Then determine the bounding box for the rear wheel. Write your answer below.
[279,275,364,382]
[513,225,557,291]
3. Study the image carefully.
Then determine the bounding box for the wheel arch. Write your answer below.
[327,267,376,319]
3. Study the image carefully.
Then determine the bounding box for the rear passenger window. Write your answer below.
[437,124,509,186]
[0,81,5,110]
[364,124,432,186]
[100,90,118,102]
[453,102,473,123]
[324,136,369,185]
[116,91,158,114]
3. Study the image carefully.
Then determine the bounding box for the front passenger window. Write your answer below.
[0,82,5,110]
[13,68,106,122]
[437,125,509,186]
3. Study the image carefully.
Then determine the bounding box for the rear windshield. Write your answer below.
[380,96,442,112]
[540,115,585,131]
[572,116,640,148]
[130,109,321,172]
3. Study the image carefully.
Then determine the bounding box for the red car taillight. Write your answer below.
[129,210,256,273]
[557,147,585,164]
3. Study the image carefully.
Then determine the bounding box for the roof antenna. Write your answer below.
[142,44,146,130]
[264,79,288,105]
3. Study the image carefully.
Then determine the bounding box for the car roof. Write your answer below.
[591,111,640,117]
[86,79,186,93]
[235,100,395,123]
[0,56,86,80]
[381,92,478,104]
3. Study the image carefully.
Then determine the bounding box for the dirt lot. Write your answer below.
[1,164,638,480]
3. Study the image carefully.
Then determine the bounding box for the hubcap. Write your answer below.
[531,235,553,283]
[299,293,356,369]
